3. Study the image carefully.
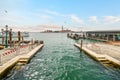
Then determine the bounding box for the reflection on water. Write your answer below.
[4,33,120,80]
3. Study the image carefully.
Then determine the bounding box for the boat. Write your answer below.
[0,32,29,38]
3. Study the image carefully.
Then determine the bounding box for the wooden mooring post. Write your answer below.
[81,40,83,49]
[18,31,21,42]
[9,29,12,47]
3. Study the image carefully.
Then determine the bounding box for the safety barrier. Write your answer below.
[0,43,39,65]
[0,48,17,65]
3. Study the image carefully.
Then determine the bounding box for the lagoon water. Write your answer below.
[4,33,120,80]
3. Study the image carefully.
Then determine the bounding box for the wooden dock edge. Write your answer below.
[0,44,44,79]
[74,43,120,68]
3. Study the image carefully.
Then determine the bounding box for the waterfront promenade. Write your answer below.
[75,41,120,67]
[0,41,44,79]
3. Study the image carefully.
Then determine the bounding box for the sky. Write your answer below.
[0,0,120,32]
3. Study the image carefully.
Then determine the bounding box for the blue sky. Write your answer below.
[0,0,120,32]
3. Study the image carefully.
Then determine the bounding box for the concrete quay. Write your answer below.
[74,43,120,68]
[0,44,44,79]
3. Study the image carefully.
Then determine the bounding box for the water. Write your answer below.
[3,33,120,80]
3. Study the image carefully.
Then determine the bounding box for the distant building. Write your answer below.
[41,26,72,33]
[86,30,120,42]
[62,29,72,32]
[42,30,53,33]
[61,26,72,32]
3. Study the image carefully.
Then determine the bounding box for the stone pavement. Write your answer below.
[85,43,120,61]
[75,42,120,67]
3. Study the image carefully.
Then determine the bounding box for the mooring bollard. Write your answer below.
[81,40,83,48]
[40,41,44,44]
[18,31,21,42]
[9,29,12,47]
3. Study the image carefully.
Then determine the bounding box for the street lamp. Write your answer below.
[1,25,13,48]
[5,25,8,48]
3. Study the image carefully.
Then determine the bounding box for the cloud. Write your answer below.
[45,10,59,15]
[41,14,52,19]
[0,10,28,24]
[33,13,52,19]
[89,16,98,23]
[44,10,66,17]
[104,16,120,23]
[70,14,84,24]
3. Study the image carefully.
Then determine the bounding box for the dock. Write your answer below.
[0,43,44,79]
[74,43,120,68]
[67,32,86,40]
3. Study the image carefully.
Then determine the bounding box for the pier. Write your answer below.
[74,41,120,67]
[0,26,44,79]
[67,30,120,43]
[67,32,86,40]
[69,30,120,67]
[86,30,120,43]
[0,41,44,78]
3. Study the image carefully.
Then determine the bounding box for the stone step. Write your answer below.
[103,63,113,67]
[18,58,28,64]
[101,61,111,64]
[19,59,28,62]
[19,57,29,59]
[97,56,106,59]
[98,59,109,62]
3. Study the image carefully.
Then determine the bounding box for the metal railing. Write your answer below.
[0,42,41,66]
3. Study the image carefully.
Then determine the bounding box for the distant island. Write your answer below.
[40,26,74,33]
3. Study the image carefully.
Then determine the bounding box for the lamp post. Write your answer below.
[5,25,8,48]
